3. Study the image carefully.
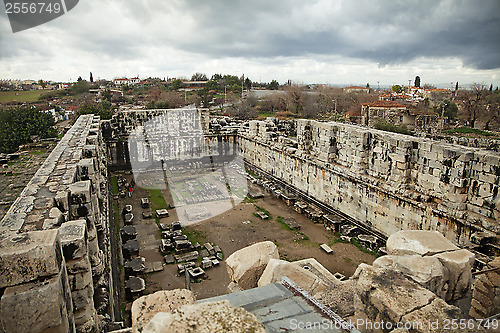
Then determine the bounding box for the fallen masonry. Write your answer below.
[123,234,492,333]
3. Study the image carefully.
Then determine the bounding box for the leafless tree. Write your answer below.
[284,84,306,114]
[301,93,323,118]
[227,98,257,120]
[458,83,487,128]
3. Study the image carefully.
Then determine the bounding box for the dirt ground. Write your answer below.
[114,171,375,304]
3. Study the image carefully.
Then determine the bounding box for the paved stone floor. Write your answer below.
[0,142,56,220]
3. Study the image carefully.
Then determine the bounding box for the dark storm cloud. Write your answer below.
[0,0,499,82]
[161,0,500,69]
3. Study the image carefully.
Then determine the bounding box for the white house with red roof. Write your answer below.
[114,77,140,86]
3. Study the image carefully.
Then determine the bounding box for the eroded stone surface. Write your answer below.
[0,267,74,333]
[373,255,448,299]
[386,231,459,256]
[131,289,196,333]
[0,229,62,288]
[225,241,279,289]
[432,249,475,301]
[142,300,265,333]
[353,263,436,323]
[258,258,328,295]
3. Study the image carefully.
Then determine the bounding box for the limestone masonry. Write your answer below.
[239,119,500,245]
[0,109,498,332]
[0,115,112,333]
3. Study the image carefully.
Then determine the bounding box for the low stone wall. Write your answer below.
[0,115,112,333]
[239,119,500,245]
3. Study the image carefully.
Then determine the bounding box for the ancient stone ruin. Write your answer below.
[0,108,498,332]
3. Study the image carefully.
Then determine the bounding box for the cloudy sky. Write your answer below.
[1,0,499,87]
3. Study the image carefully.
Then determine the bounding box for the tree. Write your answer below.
[267,80,279,90]
[440,100,458,120]
[0,106,57,153]
[71,80,90,95]
[78,102,113,120]
[414,76,421,88]
[301,94,323,118]
[191,73,208,81]
[90,72,94,83]
[77,76,83,82]
[392,85,403,93]
[244,77,252,90]
[458,83,487,128]
[490,84,493,92]
[285,84,305,114]
[227,98,257,120]
[38,79,47,89]
[455,82,459,91]
[169,79,183,91]
[101,89,111,102]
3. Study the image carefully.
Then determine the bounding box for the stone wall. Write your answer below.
[103,108,238,170]
[239,119,500,245]
[0,115,113,333]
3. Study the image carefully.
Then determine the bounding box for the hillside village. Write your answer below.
[1,74,499,147]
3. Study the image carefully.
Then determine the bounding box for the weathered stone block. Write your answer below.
[386,230,458,256]
[55,190,70,212]
[258,259,328,295]
[432,249,475,301]
[353,263,436,323]
[225,241,279,290]
[68,269,93,291]
[69,180,92,205]
[0,230,63,288]
[0,267,74,333]
[66,256,92,275]
[373,255,447,299]
[142,300,265,333]
[401,298,476,333]
[71,283,94,310]
[59,220,88,260]
[131,289,196,333]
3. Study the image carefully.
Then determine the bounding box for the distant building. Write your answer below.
[114,77,140,86]
[361,100,440,133]
[344,108,362,124]
[361,101,407,127]
[181,81,208,91]
[343,86,370,94]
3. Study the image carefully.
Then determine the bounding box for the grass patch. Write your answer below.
[111,176,119,195]
[242,195,257,204]
[445,127,496,137]
[183,228,208,244]
[257,111,276,119]
[0,90,55,103]
[254,205,271,219]
[344,257,353,263]
[113,201,120,238]
[245,168,262,180]
[374,119,412,135]
[276,216,292,231]
[148,188,167,211]
[351,237,380,256]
